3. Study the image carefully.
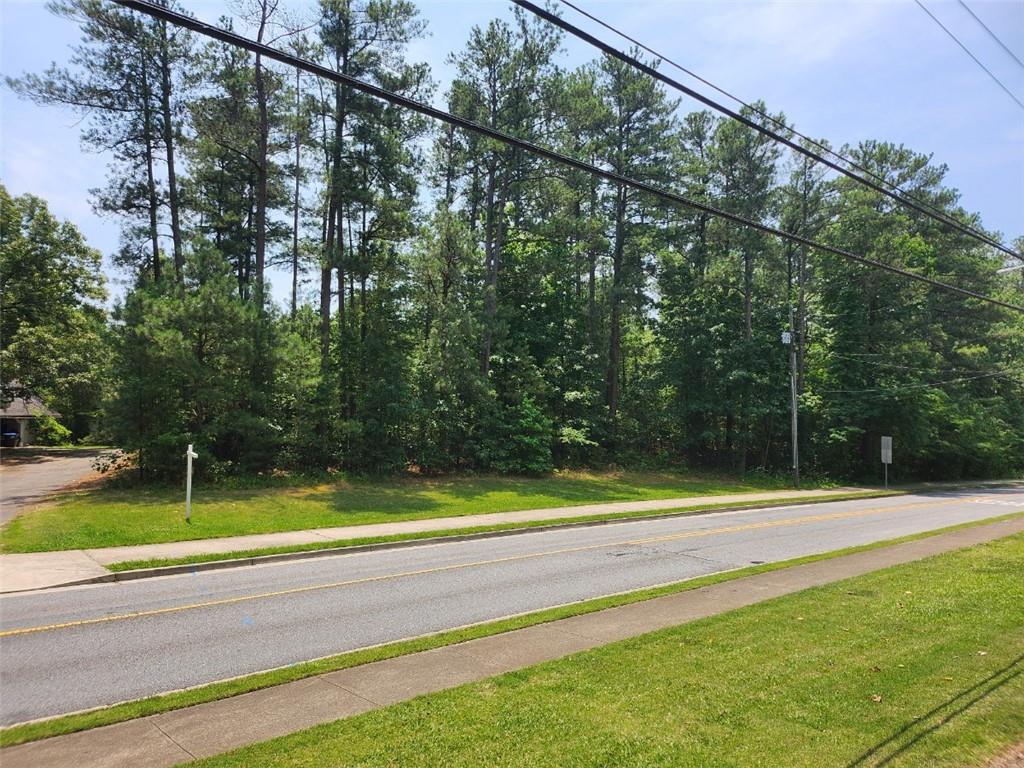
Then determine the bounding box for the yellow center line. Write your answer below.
[0,497,976,639]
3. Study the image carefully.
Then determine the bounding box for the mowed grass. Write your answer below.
[192,533,1024,768]
[0,469,825,552]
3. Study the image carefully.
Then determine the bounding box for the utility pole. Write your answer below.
[787,306,799,488]
[786,243,800,489]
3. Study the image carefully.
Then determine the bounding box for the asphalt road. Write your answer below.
[1,486,1021,725]
[0,449,102,524]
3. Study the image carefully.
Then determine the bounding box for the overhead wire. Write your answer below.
[957,0,1024,71]
[513,0,1021,260]
[110,0,1024,316]
[826,351,1013,377]
[914,0,1024,110]
[820,368,1024,398]
[549,0,1015,260]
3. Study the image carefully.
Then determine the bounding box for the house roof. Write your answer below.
[0,395,56,419]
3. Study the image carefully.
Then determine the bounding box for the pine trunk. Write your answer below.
[607,184,627,425]
[157,20,183,283]
[140,58,161,283]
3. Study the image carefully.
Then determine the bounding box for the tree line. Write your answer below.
[4,0,1022,481]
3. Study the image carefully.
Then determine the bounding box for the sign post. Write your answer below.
[880,436,892,489]
[782,322,799,488]
[185,443,198,523]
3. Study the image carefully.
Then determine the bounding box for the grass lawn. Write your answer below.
[192,533,1024,768]
[0,469,829,552]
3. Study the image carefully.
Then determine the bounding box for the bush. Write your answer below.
[32,414,73,445]
[483,395,553,475]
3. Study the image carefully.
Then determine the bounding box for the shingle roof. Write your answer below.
[0,395,56,419]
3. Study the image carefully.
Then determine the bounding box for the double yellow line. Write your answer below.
[0,497,971,639]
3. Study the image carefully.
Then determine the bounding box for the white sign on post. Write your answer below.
[185,443,198,523]
[881,436,892,489]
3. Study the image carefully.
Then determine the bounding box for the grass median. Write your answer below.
[192,530,1024,768]
[2,510,1019,749]
[1,469,835,553]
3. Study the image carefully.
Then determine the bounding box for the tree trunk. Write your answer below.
[253,43,269,305]
[140,58,161,283]
[319,264,332,370]
[322,187,337,375]
[479,153,499,376]
[587,174,598,346]
[319,83,334,374]
[606,184,627,425]
[737,243,754,474]
[442,124,456,207]
[330,69,349,413]
[291,67,302,318]
[157,20,183,283]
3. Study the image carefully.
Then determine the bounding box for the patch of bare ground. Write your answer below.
[987,742,1024,768]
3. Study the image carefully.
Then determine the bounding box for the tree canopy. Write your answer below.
[7,0,1022,479]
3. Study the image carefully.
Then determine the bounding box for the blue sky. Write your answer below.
[2,0,1022,307]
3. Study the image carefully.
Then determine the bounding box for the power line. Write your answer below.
[957,0,1024,72]
[821,368,1024,398]
[827,351,1010,377]
[914,0,1024,111]
[514,0,1021,261]
[111,0,1024,316]
[550,0,1015,263]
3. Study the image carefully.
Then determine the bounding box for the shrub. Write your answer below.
[33,414,73,445]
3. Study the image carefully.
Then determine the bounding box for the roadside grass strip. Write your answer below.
[106,490,900,572]
[190,531,1024,768]
[1,470,831,553]
[1,510,1020,749]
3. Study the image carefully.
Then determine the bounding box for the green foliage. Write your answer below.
[0,185,108,438]
[9,5,1023,482]
[107,242,279,479]
[32,415,73,446]
[481,395,553,475]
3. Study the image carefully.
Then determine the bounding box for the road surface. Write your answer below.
[0,485,1021,724]
[0,450,102,524]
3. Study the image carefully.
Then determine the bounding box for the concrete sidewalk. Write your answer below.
[3,514,1021,768]
[0,486,874,592]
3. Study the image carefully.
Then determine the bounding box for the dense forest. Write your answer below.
[2,0,1022,482]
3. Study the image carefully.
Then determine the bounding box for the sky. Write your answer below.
[2,0,1022,308]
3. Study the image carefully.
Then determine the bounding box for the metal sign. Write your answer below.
[881,436,892,464]
[781,331,792,345]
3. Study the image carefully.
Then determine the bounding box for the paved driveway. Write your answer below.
[0,449,103,525]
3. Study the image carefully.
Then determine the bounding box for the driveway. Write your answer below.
[0,449,104,525]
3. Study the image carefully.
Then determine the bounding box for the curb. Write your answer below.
[54,491,905,589]
[10,479,1019,593]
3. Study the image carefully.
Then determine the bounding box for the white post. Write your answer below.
[185,443,198,523]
